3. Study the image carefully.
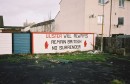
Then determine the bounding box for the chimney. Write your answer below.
[0,16,4,28]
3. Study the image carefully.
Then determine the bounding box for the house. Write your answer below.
[0,16,24,33]
[22,19,55,32]
[55,0,130,37]
[21,21,35,32]
[2,26,24,33]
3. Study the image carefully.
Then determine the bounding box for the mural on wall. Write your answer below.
[32,33,95,54]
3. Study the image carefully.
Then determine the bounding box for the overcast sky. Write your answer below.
[0,0,60,26]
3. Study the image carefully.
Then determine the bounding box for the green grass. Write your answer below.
[0,54,32,63]
[0,51,129,63]
[37,52,108,62]
[111,79,125,84]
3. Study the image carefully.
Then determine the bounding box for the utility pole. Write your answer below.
[109,0,112,37]
[101,1,105,52]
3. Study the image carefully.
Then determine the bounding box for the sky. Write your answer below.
[0,0,60,26]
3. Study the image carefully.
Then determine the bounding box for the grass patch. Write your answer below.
[0,54,32,63]
[1,51,129,63]
[37,52,108,62]
[111,79,125,84]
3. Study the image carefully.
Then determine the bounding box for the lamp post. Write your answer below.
[101,0,105,52]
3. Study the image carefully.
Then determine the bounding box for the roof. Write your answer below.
[59,0,63,4]
[3,26,24,29]
[55,11,60,19]
[31,19,54,28]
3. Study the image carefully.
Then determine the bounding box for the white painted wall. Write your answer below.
[32,33,94,54]
[0,33,12,54]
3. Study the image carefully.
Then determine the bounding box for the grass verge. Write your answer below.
[38,52,107,62]
[0,51,129,63]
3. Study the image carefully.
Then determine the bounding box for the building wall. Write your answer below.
[85,0,111,37]
[111,0,130,35]
[55,0,85,32]
[85,0,130,36]
[55,0,130,36]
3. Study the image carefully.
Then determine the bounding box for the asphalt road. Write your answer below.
[0,59,130,84]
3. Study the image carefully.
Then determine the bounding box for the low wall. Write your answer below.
[32,32,95,54]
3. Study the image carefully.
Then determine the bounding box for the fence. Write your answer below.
[96,36,130,56]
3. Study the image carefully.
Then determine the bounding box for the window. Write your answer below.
[98,15,103,24]
[118,17,124,25]
[119,0,124,7]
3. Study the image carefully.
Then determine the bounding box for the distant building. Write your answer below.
[0,16,24,33]
[21,21,35,32]
[30,19,55,32]
[55,0,130,37]
[0,16,4,28]
[0,16,4,32]
[2,26,24,33]
[23,20,35,27]
[22,19,55,32]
